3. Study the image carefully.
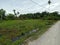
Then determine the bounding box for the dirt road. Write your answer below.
[29,21,60,45]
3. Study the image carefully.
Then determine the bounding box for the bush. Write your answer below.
[6,14,15,20]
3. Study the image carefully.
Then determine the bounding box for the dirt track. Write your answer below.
[28,21,60,45]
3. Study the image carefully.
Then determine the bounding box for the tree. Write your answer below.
[6,14,15,20]
[13,9,17,17]
[48,0,51,5]
[0,9,6,20]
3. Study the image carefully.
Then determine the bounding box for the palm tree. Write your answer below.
[48,0,51,5]
[17,12,19,15]
[13,9,17,16]
[48,0,51,12]
[13,10,20,17]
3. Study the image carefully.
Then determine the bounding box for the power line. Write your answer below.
[30,0,58,12]
[30,0,50,12]
[21,0,55,12]
[21,0,48,11]
[30,0,46,8]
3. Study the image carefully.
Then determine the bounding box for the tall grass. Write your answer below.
[0,19,56,45]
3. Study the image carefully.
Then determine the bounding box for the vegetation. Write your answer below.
[0,9,60,20]
[19,12,60,20]
[0,20,56,45]
[0,9,59,45]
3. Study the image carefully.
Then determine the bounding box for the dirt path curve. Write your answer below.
[28,21,60,45]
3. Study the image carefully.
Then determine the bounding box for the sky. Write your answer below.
[0,0,60,14]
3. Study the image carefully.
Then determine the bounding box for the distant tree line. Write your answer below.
[0,9,60,20]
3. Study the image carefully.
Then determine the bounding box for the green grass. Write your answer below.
[0,19,56,45]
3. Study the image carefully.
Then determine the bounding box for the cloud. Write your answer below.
[42,3,60,12]
[20,2,60,14]
[0,0,60,14]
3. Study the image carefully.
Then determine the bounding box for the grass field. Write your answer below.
[0,19,56,45]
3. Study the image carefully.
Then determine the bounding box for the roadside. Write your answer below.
[28,21,60,45]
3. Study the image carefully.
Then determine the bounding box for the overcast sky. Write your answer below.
[0,0,60,14]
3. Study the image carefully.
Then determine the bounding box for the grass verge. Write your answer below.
[0,19,56,45]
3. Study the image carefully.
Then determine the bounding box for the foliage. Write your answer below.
[0,9,58,45]
[19,11,60,20]
[0,9,60,20]
[0,9,6,20]
[0,20,55,45]
[6,14,15,20]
